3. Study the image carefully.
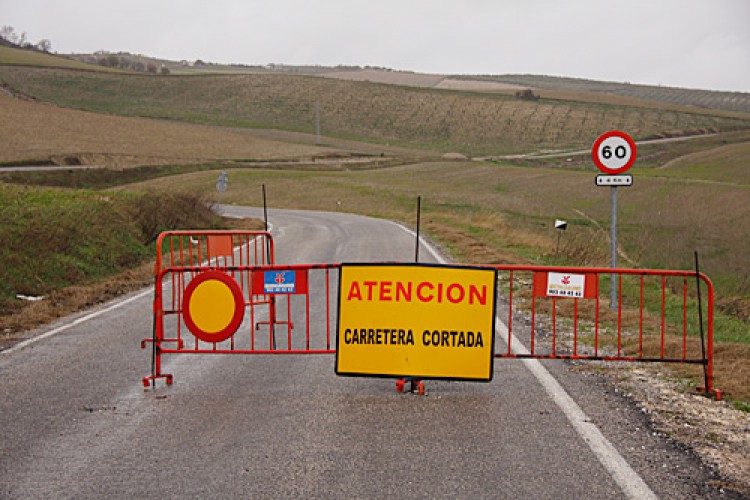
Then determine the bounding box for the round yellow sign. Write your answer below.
[182,271,245,343]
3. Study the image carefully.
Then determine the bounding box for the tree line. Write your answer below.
[1,25,52,53]
[1,26,170,75]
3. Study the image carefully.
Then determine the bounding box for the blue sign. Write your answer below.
[263,271,296,294]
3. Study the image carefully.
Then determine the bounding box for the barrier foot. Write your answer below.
[396,378,425,396]
[697,386,722,401]
[141,338,184,349]
[142,374,173,388]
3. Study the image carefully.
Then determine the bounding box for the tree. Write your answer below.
[105,54,120,67]
[160,66,171,75]
[35,39,52,52]
[0,26,15,43]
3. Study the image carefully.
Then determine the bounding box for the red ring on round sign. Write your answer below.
[182,270,245,343]
[592,130,637,175]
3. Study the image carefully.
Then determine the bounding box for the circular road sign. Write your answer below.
[182,270,245,343]
[592,130,637,175]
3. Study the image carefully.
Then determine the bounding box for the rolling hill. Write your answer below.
[1,65,749,158]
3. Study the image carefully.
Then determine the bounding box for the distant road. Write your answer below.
[0,207,727,498]
[480,133,718,161]
[0,165,101,172]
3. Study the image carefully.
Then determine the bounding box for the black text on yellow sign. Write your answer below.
[335,264,497,381]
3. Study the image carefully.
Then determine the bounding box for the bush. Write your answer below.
[126,191,223,244]
[515,89,540,101]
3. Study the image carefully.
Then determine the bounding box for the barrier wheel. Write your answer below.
[396,379,406,393]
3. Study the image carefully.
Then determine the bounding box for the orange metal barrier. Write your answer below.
[142,236,718,398]
[142,230,283,386]
[490,265,719,399]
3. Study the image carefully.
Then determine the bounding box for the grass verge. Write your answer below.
[0,184,225,330]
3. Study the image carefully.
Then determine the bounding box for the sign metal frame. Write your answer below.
[335,262,498,382]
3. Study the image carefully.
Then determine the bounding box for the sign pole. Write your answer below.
[415,196,421,263]
[262,184,269,232]
[609,186,618,311]
[592,130,636,312]
[216,170,228,205]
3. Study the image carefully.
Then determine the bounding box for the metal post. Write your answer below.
[610,186,618,311]
[415,196,421,263]
[694,251,709,396]
[262,184,269,233]
[315,103,321,145]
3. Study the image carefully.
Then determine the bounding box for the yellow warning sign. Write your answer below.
[335,264,497,381]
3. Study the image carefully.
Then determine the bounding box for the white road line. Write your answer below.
[2,288,152,355]
[394,221,657,500]
[496,320,657,500]
[388,221,444,263]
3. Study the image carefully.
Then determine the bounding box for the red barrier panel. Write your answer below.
[493,265,718,399]
[142,234,718,399]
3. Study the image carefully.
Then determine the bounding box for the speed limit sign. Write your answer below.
[592,131,637,175]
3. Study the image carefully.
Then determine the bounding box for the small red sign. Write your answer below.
[533,272,599,299]
[592,130,637,175]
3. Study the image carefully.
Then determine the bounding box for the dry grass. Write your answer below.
[0,262,154,342]
[0,94,340,167]
[453,74,750,115]
[124,161,750,293]
[0,46,124,73]
[321,69,445,87]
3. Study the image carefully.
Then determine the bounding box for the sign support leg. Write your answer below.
[610,186,618,311]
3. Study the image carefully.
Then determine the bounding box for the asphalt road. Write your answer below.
[0,207,731,499]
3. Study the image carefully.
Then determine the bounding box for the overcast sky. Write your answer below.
[3,0,749,92]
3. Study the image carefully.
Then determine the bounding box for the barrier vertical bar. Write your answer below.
[552,297,557,356]
[705,275,718,399]
[573,298,578,356]
[594,291,600,357]
[531,293,536,356]
[325,268,331,350]
[617,274,623,357]
[683,277,688,360]
[661,276,666,358]
[507,271,514,356]
[305,287,311,350]
[250,291,256,350]
[287,296,292,350]
[639,275,645,358]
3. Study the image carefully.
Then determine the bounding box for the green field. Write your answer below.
[1,66,749,156]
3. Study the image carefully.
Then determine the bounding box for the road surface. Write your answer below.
[0,207,730,498]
